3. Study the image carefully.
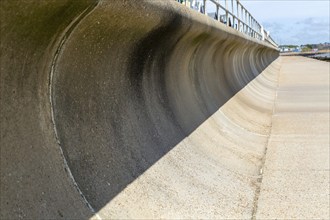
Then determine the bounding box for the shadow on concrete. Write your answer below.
[0,0,278,218]
[52,1,277,213]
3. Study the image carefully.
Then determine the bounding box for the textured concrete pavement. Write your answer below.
[91,56,281,219]
[1,0,329,219]
[255,56,330,219]
[91,56,330,219]
[0,0,278,218]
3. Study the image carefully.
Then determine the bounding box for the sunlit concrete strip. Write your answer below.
[255,56,330,219]
[90,58,281,219]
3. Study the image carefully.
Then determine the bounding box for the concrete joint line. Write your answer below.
[251,59,281,220]
[48,2,102,219]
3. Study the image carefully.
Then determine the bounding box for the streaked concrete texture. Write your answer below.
[0,0,278,218]
[1,0,329,219]
[91,58,281,219]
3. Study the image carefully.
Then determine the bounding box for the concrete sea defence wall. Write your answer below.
[1,0,278,219]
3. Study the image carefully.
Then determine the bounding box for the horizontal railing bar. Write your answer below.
[208,0,262,36]
[175,0,278,47]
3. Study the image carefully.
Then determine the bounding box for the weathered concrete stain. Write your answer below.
[11,0,330,219]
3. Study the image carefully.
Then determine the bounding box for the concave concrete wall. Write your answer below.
[1,0,278,219]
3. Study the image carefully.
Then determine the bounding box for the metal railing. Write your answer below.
[175,0,278,48]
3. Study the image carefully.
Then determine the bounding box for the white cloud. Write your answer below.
[240,1,329,45]
[263,17,329,45]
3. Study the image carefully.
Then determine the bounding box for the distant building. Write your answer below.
[292,48,301,52]
[279,45,301,53]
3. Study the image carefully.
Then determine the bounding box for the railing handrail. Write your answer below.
[175,0,278,48]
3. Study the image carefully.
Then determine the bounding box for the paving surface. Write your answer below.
[1,0,329,219]
[255,56,330,219]
[91,57,281,219]
[91,56,329,219]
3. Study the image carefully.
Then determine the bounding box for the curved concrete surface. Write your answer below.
[1,0,285,219]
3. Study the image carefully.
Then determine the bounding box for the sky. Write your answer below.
[239,0,330,45]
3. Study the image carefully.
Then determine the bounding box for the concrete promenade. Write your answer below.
[1,0,329,219]
[256,56,329,219]
[91,56,329,219]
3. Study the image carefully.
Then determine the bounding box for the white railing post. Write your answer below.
[236,0,239,31]
[203,0,206,14]
[240,3,243,32]
[252,18,255,38]
[225,0,229,26]
[231,0,234,27]
[244,9,248,34]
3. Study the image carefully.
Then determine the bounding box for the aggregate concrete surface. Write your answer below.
[1,0,328,219]
[255,56,329,219]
